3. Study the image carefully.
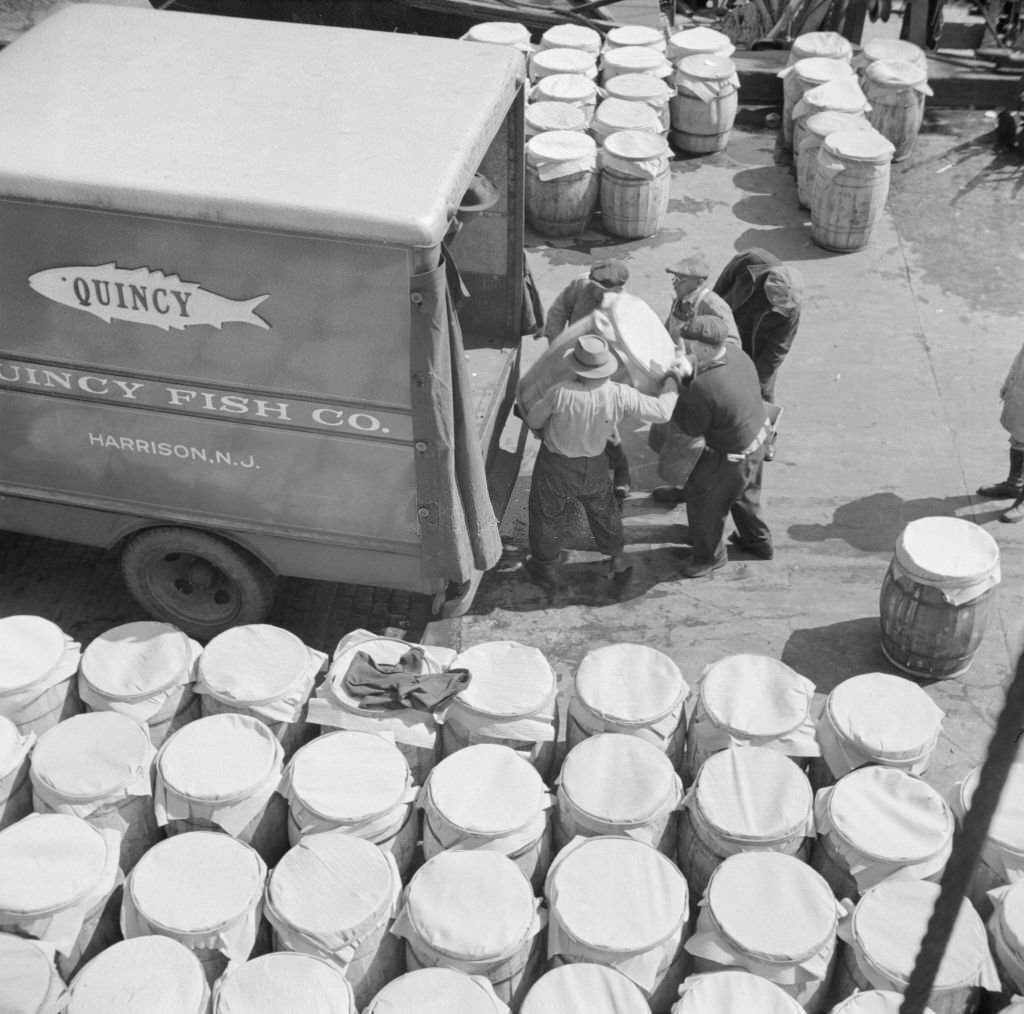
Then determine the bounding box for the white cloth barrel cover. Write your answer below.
[667,26,735,60]
[601,46,673,84]
[0,713,34,828]
[0,934,67,1014]
[363,967,510,1013]
[521,963,652,1013]
[987,879,1024,994]
[0,615,82,735]
[604,25,667,52]
[525,101,587,136]
[212,952,357,1014]
[530,48,598,83]
[812,765,953,895]
[828,989,938,1013]
[816,672,944,779]
[893,516,1001,605]
[65,935,210,1014]
[672,969,808,1012]
[789,30,854,62]
[460,21,533,53]
[539,23,602,54]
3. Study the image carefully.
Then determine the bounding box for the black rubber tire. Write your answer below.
[120,527,276,641]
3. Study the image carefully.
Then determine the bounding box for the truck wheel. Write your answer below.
[120,527,276,640]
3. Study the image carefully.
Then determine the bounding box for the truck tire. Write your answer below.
[121,527,276,641]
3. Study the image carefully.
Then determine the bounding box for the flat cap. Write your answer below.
[681,315,729,346]
[665,253,710,278]
[589,259,629,288]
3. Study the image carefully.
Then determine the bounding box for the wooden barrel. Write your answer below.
[666,26,734,63]
[214,953,355,1014]
[674,969,807,1013]
[525,101,587,139]
[810,129,895,252]
[364,968,509,1013]
[788,30,854,65]
[795,110,872,208]
[778,56,855,150]
[526,130,599,238]
[863,58,933,161]
[599,130,671,240]
[831,880,1000,1014]
[604,72,673,132]
[791,77,872,140]
[530,73,599,126]
[669,54,738,154]
[530,47,597,84]
[879,516,1000,678]
[600,45,672,87]
[0,714,34,830]
[860,38,928,77]
[990,880,1024,994]
[521,964,652,1014]
[591,98,665,145]
[604,24,667,53]
[0,935,68,1014]
[539,23,602,55]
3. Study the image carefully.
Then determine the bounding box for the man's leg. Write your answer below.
[684,451,746,575]
[730,451,773,556]
[577,454,633,593]
[527,447,579,586]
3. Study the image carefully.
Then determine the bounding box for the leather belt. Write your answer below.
[725,420,772,462]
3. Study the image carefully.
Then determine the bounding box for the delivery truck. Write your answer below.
[0,5,531,637]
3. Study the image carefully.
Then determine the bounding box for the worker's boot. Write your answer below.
[1002,493,1024,524]
[978,449,1024,498]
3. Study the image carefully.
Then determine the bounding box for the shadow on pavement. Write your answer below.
[782,616,890,693]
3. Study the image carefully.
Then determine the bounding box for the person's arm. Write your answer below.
[712,254,744,300]
[673,381,711,439]
[542,280,580,341]
[752,309,799,383]
[524,386,558,434]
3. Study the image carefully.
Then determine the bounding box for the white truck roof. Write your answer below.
[0,5,524,245]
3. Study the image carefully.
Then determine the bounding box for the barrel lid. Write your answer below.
[67,936,208,1014]
[215,953,355,1014]
[533,72,598,102]
[959,761,1024,853]
[675,969,807,1012]
[695,746,813,840]
[668,26,734,55]
[575,643,686,724]
[0,713,28,774]
[405,851,536,959]
[824,128,895,162]
[80,621,193,701]
[826,672,942,760]
[526,101,586,132]
[604,72,673,101]
[865,57,929,87]
[547,837,688,950]
[526,128,597,164]
[426,742,546,834]
[532,47,597,76]
[851,880,989,988]
[198,624,315,706]
[463,21,531,47]
[706,852,836,960]
[793,55,856,83]
[605,25,665,49]
[0,615,67,694]
[826,766,952,862]
[287,730,411,823]
[803,110,870,139]
[895,516,999,584]
[521,964,651,1013]
[129,832,265,933]
[157,713,281,802]
[0,934,63,1014]
[792,30,853,60]
[594,98,663,133]
[365,968,507,1013]
[0,813,108,916]
[602,46,670,74]
[450,641,554,719]
[561,733,679,823]
[676,52,737,81]
[32,711,153,801]
[820,989,934,1014]
[268,832,397,937]
[801,76,869,113]
[540,23,602,53]
[863,38,927,67]
[700,654,811,737]
[603,128,669,161]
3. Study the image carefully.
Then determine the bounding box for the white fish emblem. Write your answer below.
[28,263,270,332]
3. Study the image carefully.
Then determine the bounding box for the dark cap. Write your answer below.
[589,259,629,289]
[682,315,729,346]
[665,253,710,279]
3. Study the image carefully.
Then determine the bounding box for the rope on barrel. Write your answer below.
[898,647,1024,1014]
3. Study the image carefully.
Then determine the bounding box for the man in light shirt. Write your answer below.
[523,334,687,597]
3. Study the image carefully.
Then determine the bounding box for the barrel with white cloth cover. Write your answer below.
[545,835,690,1014]
[530,48,597,84]
[521,963,653,1014]
[567,643,688,764]
[29,710,159,873]
[669,54,739,154]
[832,879,1000,1014]
[778,56,856,149]
[788,30,854,65]
[605,73,674,132]
[599,130,671,240]
[591,98,665,145]
[154,712,288,865]
[672,969,808,1013]
[281,729,418,876]
[666,26,734,62]
[811,129,895,253]
[0,933,68,1014]
[676,746,815,903]
[0,615,82,736]
[682,654,818,784]
[308,630,455,785]
[795,110,872,208]
[525,130,599,238]
[604,25,667,53]
[952,761,1024,917]
[880,516,1000,678]
[860,38,928,76]
[685,851,841,1014]
[77,621,201,749]
[364,967,511,1014]
[556,733,682,855]
[530,73,599,125]
[0,813,121,980]
[392,850,545,1009]
[0,713,34,829]
[65,935,210,1014]
[600,46,673,87]
[525,101,587,139]
[213,952,356,1014]
[863,59,932,161]
[828,990,938,1014]
[441,640,557,778]
[791,77,872,133]
[811,765,953,901]
[539,23,602,54]
[421,742,552,891]
[987,879,1024,994]
[265,831,403,1008]
[195,623,325,760]
[461,21,532,52]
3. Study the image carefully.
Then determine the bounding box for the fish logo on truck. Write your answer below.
[28,263,270,332]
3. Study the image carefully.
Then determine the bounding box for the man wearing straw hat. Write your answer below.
[523,334,688,597]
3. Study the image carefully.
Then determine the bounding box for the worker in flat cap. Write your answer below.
[669,315,774,578]
[542,259,634,498]
[664,253,740,350]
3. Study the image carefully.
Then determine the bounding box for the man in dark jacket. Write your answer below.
[672,316,774,578]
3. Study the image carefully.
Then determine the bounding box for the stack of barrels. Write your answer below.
[0,557,1018,1014]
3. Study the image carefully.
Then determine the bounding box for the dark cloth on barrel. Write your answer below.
[343,647,471,711]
